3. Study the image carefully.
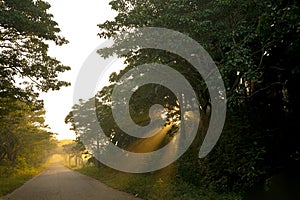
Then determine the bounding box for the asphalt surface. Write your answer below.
[4,163,142,200]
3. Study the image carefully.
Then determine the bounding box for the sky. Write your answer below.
[42,0,119,140]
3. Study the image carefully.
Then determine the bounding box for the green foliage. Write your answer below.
[0,97,57,167]
[66,0,299,197]
[0,97,58,197]
[96,0,300,193]
[1,0,70,103]
[66,82,180,153]
[62,140,87,167]
[197,110,268,192]
[0,0,69,196]
[0,163,48,196]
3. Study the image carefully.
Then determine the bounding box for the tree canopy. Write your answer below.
[1,0,69,176]
[1,0,70,105]
[67,0,299,196]
[0,97,56,172]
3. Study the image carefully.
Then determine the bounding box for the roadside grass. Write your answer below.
[0,167,41,197]
[76,165,242,200]
[0,157,53,197]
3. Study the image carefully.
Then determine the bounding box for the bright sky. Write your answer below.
[41,0,118,140]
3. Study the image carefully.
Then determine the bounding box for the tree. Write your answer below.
[96,0,300,192]
[62,141,86,167]
[0,0,70,175]
[65,0,299,194]
[65,97,111,162]
[1,0,70,104]
[0,97,56,168]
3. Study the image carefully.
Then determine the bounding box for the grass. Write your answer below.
[0,155,243,200]
[0,157,54,197]
[0,167,41,197]
[76,165,242,200]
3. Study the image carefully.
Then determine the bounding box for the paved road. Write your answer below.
[4,164,142,200]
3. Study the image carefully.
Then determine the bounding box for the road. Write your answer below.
[4,163,142,200]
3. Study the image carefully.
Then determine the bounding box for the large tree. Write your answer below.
[97,0,299,187]
[0,0,70,105]
[67,0,299,194]
[0,97,56,168]
[0,0,69,174]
